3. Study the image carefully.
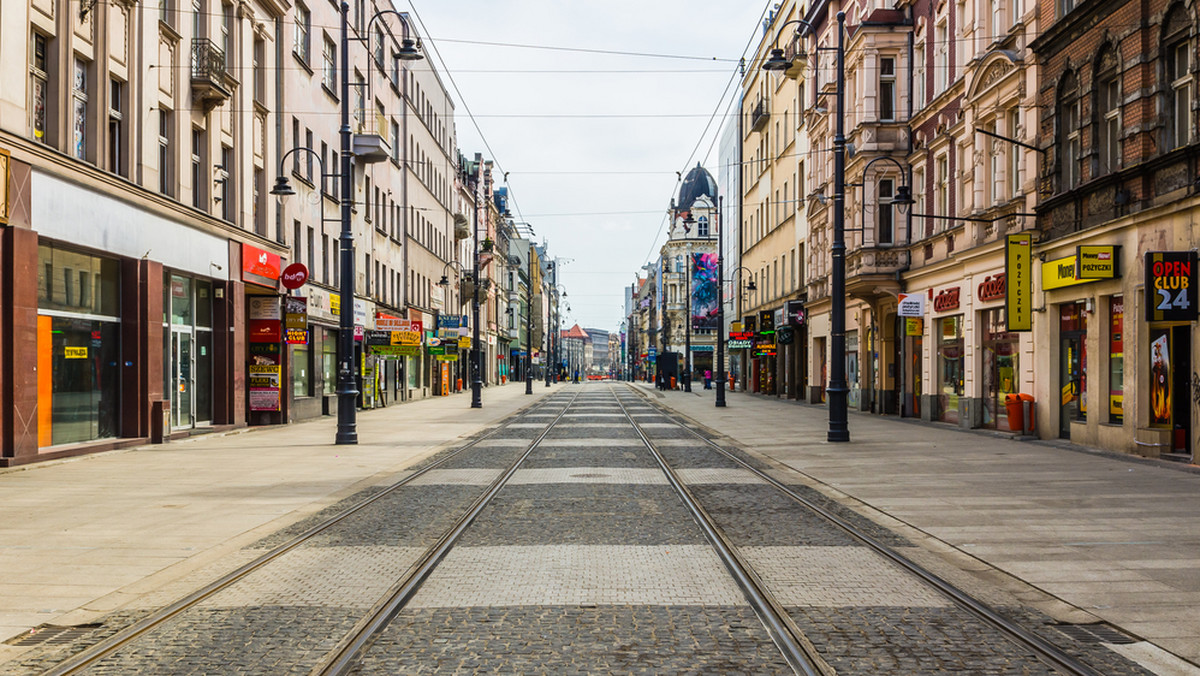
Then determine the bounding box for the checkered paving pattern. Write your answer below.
[507,467,668,485]
[406,545,746,607]
[405,468,504,486]
[675,468,767,485]
[741,546,953,607]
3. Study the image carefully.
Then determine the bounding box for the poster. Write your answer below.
[691,253,718,331]
[1150,333,1171,425]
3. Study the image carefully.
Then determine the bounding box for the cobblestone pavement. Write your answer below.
[6,385,1168,674]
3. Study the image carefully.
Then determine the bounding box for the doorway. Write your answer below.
[172,330,193,429]
[1058,303,1086,438]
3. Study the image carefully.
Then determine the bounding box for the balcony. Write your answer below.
[845,247,909,301]
[782,37,806,79]
[352,111,391,164]
[190,39,231,112]
[749,99,769,132]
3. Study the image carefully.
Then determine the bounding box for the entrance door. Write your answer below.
[172,331,194,428]
[1171,326,1192,454]
[1059,303,1086,438]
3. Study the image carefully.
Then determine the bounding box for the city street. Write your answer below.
[1,383,1196,674]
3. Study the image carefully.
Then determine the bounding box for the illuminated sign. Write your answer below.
[285,328,308,344]
[727,339,753,349]
[1145,251,1198,322]
[64,347,88,359]
[241,243,281,289]
[977,274,1006,302]
[1042,254,1089,290]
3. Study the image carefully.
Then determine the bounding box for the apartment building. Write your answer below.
[662,165,719,387]
[1,0,290,465]
[739,0,810,399]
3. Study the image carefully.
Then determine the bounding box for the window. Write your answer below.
[253,37,265,104]
[159,110,174,196]
[987,122,1001,205]
[159,0,174,26]
[934,155,949,228]
[307,226,315,280]
[913,167,925,235]
[293,220,301,265]
[374,25,385,68]
[878,179,895,244]
[322,234,329,283]
[294,2,311,63]
[1097,51,1121,174]
[913,40,926,108]
[31,33,49,144]
[221,2,234,62]
[880,57,895,121]
[73,58,89,161]
[1058,72,1081,190]
[108,79,126,176]
[992,0,1003,39]
[219,146,232,221]
[1168,40,1193,150]
[191,127,206,209]
[1109,296,1124,424]
[254,168,265,235]
[934,20,949,94]
[305,128,314,182]
[698,216,709,238]
[1059,0,1075,18]
[322,34,337,90]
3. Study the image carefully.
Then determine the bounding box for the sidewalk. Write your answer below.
[637,382,1200,672]
[0,383,561,662]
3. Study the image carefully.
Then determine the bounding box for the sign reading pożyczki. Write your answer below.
[1005,234,1032,331]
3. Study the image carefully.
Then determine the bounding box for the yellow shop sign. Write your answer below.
[1076,245,1120,280]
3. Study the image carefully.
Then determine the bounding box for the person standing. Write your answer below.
[704,369,712,389]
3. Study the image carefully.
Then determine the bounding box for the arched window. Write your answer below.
[697,216,709,238]
[1163,5,1194,151]
[1095,45,1121,174]
[1057,70,1081,191]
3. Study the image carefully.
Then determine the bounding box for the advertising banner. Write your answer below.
[1005,234,1032,331]
[284,296,308,330]
[242,243,281,289]
[691,253,718,331]
[1077,245,1119,280]
[897,293,925,317]
[1145,251,1198,322]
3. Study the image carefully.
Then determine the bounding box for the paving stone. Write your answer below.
[507,467,668,485]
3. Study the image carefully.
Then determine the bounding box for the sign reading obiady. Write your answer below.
[1005,234,1032,331]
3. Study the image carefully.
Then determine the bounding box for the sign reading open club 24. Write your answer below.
[1145,251,1198,321]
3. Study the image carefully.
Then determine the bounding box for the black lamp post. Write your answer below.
[274,4,421,444]
[525,250,534,395]
[470,181,483,408]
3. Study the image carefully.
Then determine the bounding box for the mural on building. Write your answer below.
[691,253,718,330]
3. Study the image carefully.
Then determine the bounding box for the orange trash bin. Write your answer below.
[1005,394,1023,432]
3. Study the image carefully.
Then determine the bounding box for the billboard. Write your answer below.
[691,253,718,330]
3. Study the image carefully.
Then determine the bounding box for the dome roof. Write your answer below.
[677,163,717,209]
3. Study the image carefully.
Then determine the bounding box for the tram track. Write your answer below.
[40,392,581,676]
[617,383,1107,676]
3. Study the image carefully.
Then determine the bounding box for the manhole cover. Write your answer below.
[1052,623,1138,645]
[4,623,103,647]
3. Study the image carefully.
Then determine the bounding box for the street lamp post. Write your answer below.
[273,3,422,444]
[470,181,483,408]
[716,196,726,407]
[525,249,534,395]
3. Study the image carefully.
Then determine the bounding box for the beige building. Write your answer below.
[739,0,811,400]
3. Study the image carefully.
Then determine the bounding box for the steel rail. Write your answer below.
[43,395,565,676]
[315,387,584,676]
[627,385,1105,676]
[610,387,829,676]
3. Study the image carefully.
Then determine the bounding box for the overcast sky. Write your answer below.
[409,1,772,333]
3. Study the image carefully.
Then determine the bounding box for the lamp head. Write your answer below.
[747,279,758,292]
[270,175,295,197]
[893,184,914,214]
[762,48,790,71]
[397,38,424,61]
[438,275,449,287]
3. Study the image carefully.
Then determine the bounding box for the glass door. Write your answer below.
[172,331,194,428]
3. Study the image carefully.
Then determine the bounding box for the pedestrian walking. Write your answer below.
[703,369,712,389]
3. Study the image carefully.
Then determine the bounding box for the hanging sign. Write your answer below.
[897,293,926,317]
[284,296,308,330]
[285,329,309,344]
[1145,251,1198,322]
[727,339,753,349]
[1006,234,1033,330]
[1076,245,1120,280]
[281,263,309,290]
[786,300,806,326]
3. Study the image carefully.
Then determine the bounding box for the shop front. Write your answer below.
[934,289,965,426]
[165,273,217,430]
[1144,251,1196,457]
[976,274,1018,430]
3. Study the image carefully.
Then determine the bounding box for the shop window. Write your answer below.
[1108,296,1124,424]
[322,329,337,395]
[293,344,311,397]
[937,315,964,423]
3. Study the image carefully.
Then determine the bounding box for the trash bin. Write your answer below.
[1005,394,1024,432]
[1019,393,1036,433]
[670,376,677,389]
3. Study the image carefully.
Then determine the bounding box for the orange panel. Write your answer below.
[37,315,52,447]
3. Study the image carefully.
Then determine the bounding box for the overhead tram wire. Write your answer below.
[638,0,776,269]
